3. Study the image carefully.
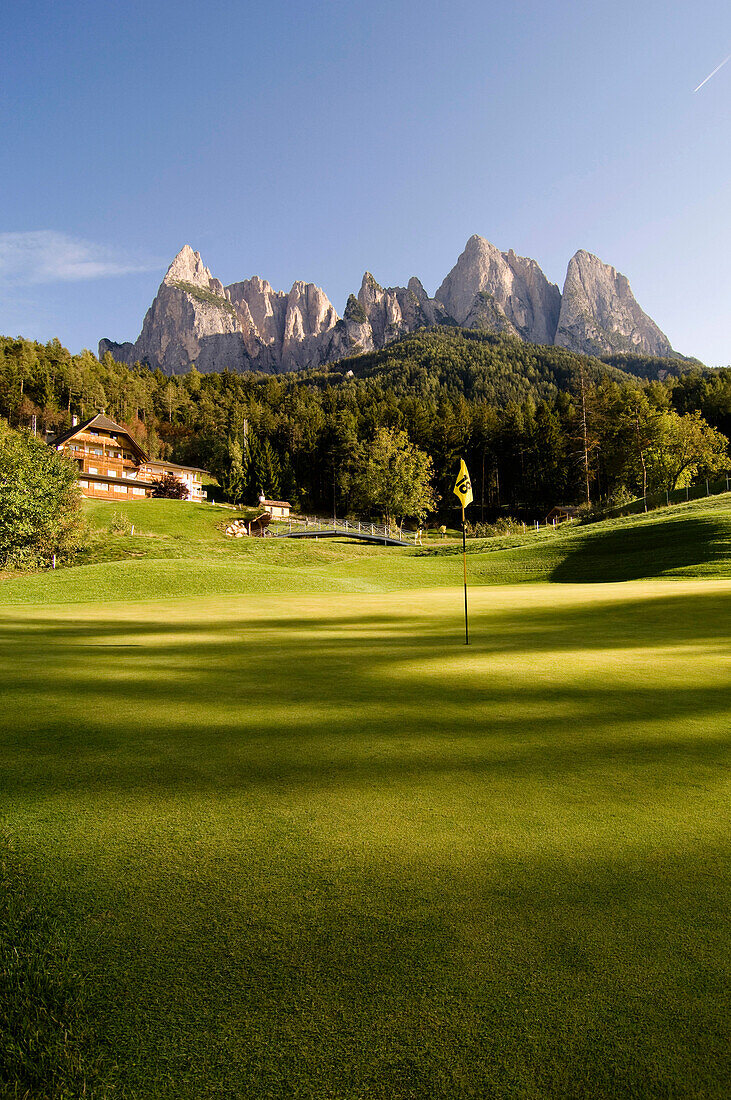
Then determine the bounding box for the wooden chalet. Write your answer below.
[49,414,208,501]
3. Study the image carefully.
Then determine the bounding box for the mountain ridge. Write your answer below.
[99,237,679,374]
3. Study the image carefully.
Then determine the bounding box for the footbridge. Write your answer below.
[273,518,413,547]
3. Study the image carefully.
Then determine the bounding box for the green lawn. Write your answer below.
[1,499,730,1098]
[1,493,731,605]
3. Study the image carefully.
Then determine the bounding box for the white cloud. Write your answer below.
[0,231,159,286]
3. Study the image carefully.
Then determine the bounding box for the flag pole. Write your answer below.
[453,457,473,646]
[461,504,469,645]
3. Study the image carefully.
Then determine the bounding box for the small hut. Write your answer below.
[249,511,272,537]
[545,505,579,525]
[258,496,291,519]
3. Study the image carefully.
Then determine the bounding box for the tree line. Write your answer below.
[1,331,729,521]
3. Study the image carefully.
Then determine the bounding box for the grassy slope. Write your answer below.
[1,493,731,605]
[1,498,730,1097]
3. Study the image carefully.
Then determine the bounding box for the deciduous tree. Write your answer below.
[646,410,729,493]
[0,421,82,568]
[347,427,436,525]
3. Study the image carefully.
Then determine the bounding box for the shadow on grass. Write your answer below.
[551,517,731,582]
[1,587,729,798]
[2,588,731,1097]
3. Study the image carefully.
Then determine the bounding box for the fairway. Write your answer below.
[2,577,730,1098]
[1,492,731,605]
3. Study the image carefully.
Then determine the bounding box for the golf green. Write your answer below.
[2,581,730,1098]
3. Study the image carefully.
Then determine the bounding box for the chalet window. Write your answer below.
[88,467,98,474]
[108,469,116,477]
[114,484,127,493]
[133,487,145,496]
[79,480,88,488]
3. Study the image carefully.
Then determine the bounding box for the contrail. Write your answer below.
[693,53,730,92]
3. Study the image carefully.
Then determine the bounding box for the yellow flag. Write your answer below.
[453,458,473,508]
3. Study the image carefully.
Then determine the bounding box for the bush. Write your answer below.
[150,472,188,499]
[606,485,636,508]
[108,511,130,535]
[466,516,526,538]
[0,421,82,569]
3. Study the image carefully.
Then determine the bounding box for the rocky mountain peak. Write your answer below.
[358,271,383,303]
[435,236,561,343]
[465,233,489,251]
[237,275,277,296]
[286,281,338,331]
[163,245,216,289]
[280,281,340,369]
[555,250,673,357]
[100,238,677,374]
[356,272,413,347]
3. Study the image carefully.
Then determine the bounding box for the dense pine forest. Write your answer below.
[1,329,729,520]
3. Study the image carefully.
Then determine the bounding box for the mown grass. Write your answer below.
[0,823,118,1098]
[1,494,731,605]
[1,581,730,1098]
[1,498,730,1097]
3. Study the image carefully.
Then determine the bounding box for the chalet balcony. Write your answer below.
[64,442,138,463]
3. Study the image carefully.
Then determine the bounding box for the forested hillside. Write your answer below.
[307,328,636,401]
[1,331,729,519]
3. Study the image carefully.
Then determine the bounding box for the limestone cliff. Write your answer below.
[99,239,676,373]
[435,236,561,344]
[356,272,451,346]
[224,277,340,372]
[554,250,673,357]
[319,294,376,362]
[100,246,250,374]
[101,247,342,374]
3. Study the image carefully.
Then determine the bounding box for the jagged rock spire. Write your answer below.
[99,239,676,373]
[435,235,561,343]
[555,250,673,357]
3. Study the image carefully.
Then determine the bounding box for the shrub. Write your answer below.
[466,516,526,538]
[108,511,130,535]
[150,472,188,499]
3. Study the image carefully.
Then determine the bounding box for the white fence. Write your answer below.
[271,515,415,542]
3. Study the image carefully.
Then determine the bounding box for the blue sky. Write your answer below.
[1,0,729,364]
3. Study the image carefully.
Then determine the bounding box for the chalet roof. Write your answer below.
[77,471,151,488]
[546,505,580,520]
[261,499,291,507]
[51,413,148,461]
[145,458,208,475]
